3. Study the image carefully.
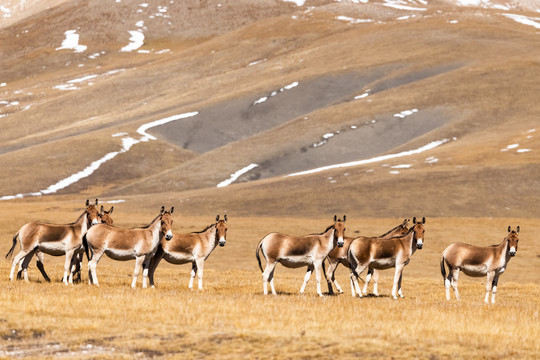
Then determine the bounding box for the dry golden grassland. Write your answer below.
[0,201,539,359]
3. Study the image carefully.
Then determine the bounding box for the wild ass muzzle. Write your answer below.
[83,206,174,288]
[15,205,114,283]
[348,217,426,300]
[325,219,410,295]
[440,226,520,304]
[148,215,228,290]
[6,199,101,285]
[256,215,346,297]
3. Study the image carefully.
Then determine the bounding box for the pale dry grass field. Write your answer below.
[0,200,539,359]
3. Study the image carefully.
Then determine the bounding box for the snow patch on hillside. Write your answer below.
[0,111,198,200]
[286,139,450,177]
[217,164,259,187]
[503,14,540,29]
[121,31,145,52]
[56,30,87,53]
[253,82,299,105]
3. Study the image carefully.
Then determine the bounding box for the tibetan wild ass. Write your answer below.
[440,226,520,304]
[348,217,426,299]
[148,215,228,290]
[256,215,346,296]
[83,206,174,288]
[6,199,101,284]
[16,205,114,283]
[325,218,410,295]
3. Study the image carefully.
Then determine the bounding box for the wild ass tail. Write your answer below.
[255,239,264,273]
[440,253,447,285]
[82,233,93,261]
[5,231,19,259]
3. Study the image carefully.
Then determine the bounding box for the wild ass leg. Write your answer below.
[300,265,314,294]
[35,251,51,282]
[62,250,76,285]
[397,272,404,298]
[195,258,205,290]
[262,262,277,295]
[147,250,164,288]
[314,261,324,297]
[491,274,500,304]
[142,257,153,289]
[450,269,460,300]
[268,267,277,295]
[131,256,145,288]
[372,269,380,297]
[10,250,33,281]
[19,251,35,282]
[391,264,404,300]
[325,259,343,295]
[189,262,197,290]
[362,268,373,295]
[87,251,104,286]
[350,264,368,298]
[484,271,495,304]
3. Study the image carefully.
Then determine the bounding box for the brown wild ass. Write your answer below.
[348,217,426,299]
[256,215,346,296]
[6,199,101,285]
[440,226,520,304]
[83,206,174,288]
[148,215,228,290]
[16,205,115,283]
[325,219,410,295]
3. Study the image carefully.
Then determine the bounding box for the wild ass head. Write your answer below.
[506,226,520,257]
[399,218,410,235]
[85,199,101,227]
[216,215,228,247]
[411,217,426,250]
[333,215,346,248]
[160,206,174,241]
[99,206,114,226]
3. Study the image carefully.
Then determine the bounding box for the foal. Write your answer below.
[256,215,346,296]
[148,215,228,290]
[440,226,520,303]
[348,217,425,299]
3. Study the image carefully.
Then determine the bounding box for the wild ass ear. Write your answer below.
[516,226,520,233]
[216,215,220,222]
[100,205,104,214]
[508,225,511,233]
[109,206,114,214]
[343,215,346,222]
[334,215,337,222]
[86,199,90,207]
[170,207,174,214]
[413,217,417,224]
[224,214,228,223]
[422,217,426,224]
[160,206,165,214]
[95,199,99,206]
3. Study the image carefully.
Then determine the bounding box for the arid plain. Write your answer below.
[1,0,539,358]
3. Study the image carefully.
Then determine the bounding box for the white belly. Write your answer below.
[38,242,66,256]
[164,252,194,265]
[280,255,314,268]
[105,248,136,261]
[371,258,396,270]
[462,264,488,277]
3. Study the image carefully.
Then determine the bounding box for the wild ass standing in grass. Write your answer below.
[348,217,426,299]
[256,215,346,296]
[83,206,174,288]
[15,205,115,283]
[6,199,101,284]
[325,219,410,295]
[148,215,228,290]
[440,226,520,304]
